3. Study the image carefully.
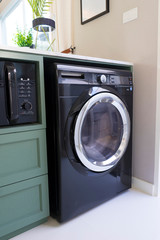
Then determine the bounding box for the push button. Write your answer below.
[21,101,32,111]
[97,75,107,83]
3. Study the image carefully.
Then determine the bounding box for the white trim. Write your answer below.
[132,177,155,196]
[0,45,133,67]
[0,0,20,18]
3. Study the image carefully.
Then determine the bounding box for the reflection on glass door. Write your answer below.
[74,92,130,172]
[81,101,123,162]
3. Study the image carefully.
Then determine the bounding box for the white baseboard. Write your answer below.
[132,177,155,196]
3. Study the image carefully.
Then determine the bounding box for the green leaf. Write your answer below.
[27,0,54,17]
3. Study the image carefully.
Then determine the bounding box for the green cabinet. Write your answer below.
[0,50,49,239]
[0,175,49,240]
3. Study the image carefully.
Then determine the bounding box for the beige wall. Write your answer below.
[73,0,159,184]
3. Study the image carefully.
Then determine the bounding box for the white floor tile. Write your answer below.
[11,189,160,240]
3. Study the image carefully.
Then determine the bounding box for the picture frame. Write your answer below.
[81,0,109,25]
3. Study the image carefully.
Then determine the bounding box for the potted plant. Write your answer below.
[27,0,55,51]
[13,28,33,47]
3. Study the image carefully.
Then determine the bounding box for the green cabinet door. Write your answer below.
[0,175,49,239]
[0,129,48,187]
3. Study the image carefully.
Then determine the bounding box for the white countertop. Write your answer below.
[0,45,133,67]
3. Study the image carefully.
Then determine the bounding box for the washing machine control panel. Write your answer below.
[96,74,131,85]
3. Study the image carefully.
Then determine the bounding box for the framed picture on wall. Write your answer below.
[81,0,109,25]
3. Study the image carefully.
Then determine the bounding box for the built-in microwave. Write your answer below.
[0,60,38,126]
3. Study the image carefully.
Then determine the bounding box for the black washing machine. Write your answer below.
[44,62,133,223]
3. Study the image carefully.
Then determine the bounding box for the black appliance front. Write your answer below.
[44,62,133,223]
[0,60,38,126]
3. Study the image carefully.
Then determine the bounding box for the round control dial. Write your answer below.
[21,101,32,111]
[97,74,107,83]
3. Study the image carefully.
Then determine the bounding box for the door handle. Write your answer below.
[5,62,19,123]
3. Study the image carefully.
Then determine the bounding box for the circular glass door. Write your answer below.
[74,92,130,172]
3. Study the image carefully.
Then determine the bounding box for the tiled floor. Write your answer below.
[11,189,160,240]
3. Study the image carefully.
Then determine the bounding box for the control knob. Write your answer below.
[97,74,107,83]
[21,101,32,111]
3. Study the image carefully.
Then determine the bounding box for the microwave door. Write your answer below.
[5,63,19,123]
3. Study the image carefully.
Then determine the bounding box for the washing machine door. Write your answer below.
[74,92,130,172]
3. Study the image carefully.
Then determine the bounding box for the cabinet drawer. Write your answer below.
[0,129,48,187]
[0,175,49,239]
